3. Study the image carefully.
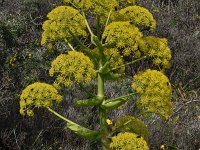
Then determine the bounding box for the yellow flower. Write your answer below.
[132,69,172,119]
[102,21,143,58]
[28,53,32,59]
[49,51,96,88]
[110,132,149,150]
[197,115,200,119]
[41,6,86,45]
[160,144,165,149]
[141,36,172,69]
[27,110,34,117]
[118,6,156,30]
[106,119,113,125]
[93,0,119,24]
[19,82,62,116]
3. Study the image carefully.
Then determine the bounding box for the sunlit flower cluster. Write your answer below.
[119,6,156,30]
[62,0,93,10]
[41,6,86,45]
[104,48,125,73]
[110,132,149,150]
[93,0,118,14]
[20,82,62,116]
[142,36,171,69]
[49,51,96,88]
[93,0,119,24]
[102,21,143,58]
[132,69,172,119]
[112,115,149,141]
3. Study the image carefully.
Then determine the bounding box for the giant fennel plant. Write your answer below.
[19,0,172,149]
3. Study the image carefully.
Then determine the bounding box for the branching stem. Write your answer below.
[111,56,148,71]
[105,9,112,28]
[82,12,94,37]
[64,39,75,51]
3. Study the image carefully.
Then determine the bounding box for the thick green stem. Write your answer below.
[97,38,109,149]
[98,73,104,98]
[99,108,107,132]
[98,66,107,133]
[98,73,109,149]
[100,108,110,150]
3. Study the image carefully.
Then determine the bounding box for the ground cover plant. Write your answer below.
[18,0,175,149]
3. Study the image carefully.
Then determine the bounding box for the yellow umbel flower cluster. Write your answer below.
[41,6,86,45]
[93,0,119,24]
[63,0,93,10]
[132,69,172,119]
[49,51,96,88]
[102,21,143,58]
[104,48,125,73]
[110,132,149,150]
[93,0,118,14]
[20,82,62,116]
[142,36,171,69]
[119,6,156,30]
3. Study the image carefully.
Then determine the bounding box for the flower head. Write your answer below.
[110,132,149,150]
[19,82,62,116]
[41,6,86,45]
[118,6,156,30]
[102,21,143,58]
[132,69,172,119]
[92,0,119,24]
[49,51,96,88]
[141,36,171,69]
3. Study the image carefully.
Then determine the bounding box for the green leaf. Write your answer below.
[65,122,101,141]
[101,93,135,110]
[48,107,101,141]
[112,115,149,141]
[74,97,103,107]
[101,99,127,110]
